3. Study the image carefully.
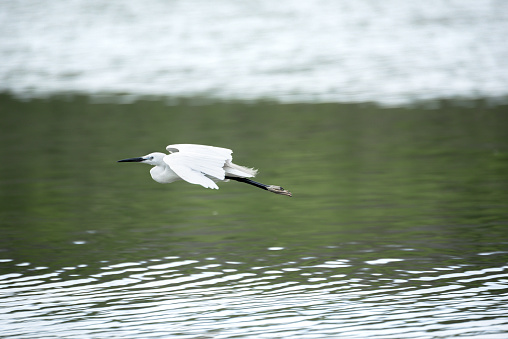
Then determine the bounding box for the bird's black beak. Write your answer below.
[118,157,145,162]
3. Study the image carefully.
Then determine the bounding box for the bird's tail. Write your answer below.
[224,161,258,178]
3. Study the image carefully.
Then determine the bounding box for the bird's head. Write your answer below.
[118,152,166,166]
[266,185,292,197]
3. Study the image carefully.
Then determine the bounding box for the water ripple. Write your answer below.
[1,249,507,338]
[1,0,507,105]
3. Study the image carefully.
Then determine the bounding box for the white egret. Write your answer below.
[118,144,292,197]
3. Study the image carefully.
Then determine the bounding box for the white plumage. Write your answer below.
[118,144,291,196]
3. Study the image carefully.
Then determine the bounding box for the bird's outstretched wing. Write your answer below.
[163,144,232,189]
[166,144,233,160]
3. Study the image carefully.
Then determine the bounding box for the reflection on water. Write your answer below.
[1,94,508,337]
[2,249,508,338]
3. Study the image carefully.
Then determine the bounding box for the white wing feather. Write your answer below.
[163,146,231,189]
[166,144,233,160]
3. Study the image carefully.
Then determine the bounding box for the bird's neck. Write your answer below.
[150,165,180,184]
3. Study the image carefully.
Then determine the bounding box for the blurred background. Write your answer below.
[1,1,508,338]
[2,0,508,104]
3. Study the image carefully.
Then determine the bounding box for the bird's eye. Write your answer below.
[150,156,154,160]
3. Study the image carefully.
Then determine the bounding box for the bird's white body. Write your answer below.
[128,144,257,189]
[118,143,291,196]
[148,158,180,183]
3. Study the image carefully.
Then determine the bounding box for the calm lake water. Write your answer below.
[1,1,508,337]
[1,94,507,338]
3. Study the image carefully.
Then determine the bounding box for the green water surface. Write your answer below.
[1,94,507,272]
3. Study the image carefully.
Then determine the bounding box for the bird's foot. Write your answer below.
[266,185,292,197]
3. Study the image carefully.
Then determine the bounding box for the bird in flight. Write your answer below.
[118,144,292,197]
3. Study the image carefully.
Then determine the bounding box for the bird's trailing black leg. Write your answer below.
[225,176,268,189]
[225,176,292,197]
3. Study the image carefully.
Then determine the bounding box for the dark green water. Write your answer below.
[1,94,507,338]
